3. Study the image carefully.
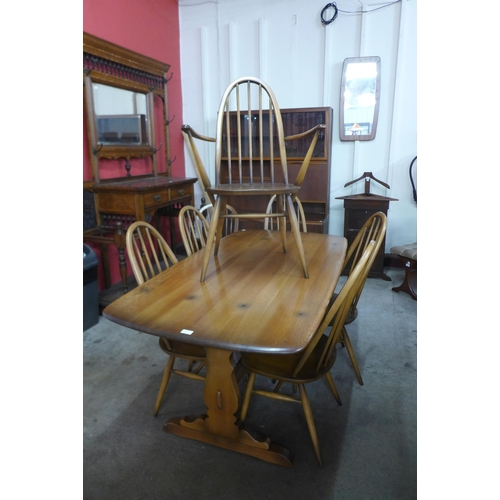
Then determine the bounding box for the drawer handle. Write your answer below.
[152,195,161,202]
[178,189,186,196]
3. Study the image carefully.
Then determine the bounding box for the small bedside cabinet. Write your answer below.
[336,193,397,280]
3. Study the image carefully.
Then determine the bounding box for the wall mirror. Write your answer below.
[83,32,171,182]
[339,56,381,141]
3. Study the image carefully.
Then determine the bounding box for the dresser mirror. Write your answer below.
[83,32,171,182]
[339,56,381,141]
[92,83,151,146]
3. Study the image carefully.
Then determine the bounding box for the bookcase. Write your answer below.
[221,106,333,233]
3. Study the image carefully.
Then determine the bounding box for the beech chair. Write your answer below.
[197,76,325,281]
[125,221,206,416]
[264,194,307,232]
[178,205,210,256]
[329,211,387,385]
[239,241,377,466]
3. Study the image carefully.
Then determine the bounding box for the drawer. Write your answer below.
[143,190,170,207]
[170,183,193,201]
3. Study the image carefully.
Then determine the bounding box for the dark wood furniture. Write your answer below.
[223,106,333,234]
[103,230,347,467]
[335,194,396,281]
[336,172,397,281]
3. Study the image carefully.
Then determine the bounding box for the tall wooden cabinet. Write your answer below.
[222,107,333,233]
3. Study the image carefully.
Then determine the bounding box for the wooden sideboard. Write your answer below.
[92,175,196,224]
[222,107,333,233]
[85,175,197,297]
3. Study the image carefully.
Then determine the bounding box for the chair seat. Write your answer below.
[330,292,358,325]
[241,336,337,383]
[208,183,300,196]
[159,337,206,359]
[390,242,417,261]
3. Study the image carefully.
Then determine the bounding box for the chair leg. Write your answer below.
[240,371,256,422]
[273,380,285,393]
[341,327,364,386]
[277,195,288,254]
[192,360,206,375]
[213,197,227,256]
[200,196,222,282]
[325,372,342,406]
[298,384,322,467]
[154,355,176,417]
[285,194,309,279]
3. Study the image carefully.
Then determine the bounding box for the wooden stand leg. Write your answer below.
[392,258,417,300]
[163,347,293,467]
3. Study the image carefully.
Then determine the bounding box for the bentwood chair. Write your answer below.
[196,76,325,281]
[239,241,377,466]
[125,221,206,416]
[178,205,210,256]
[330,211,387,385]
[264,194,307,232]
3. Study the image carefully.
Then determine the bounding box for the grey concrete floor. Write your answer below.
[83,268,417,499]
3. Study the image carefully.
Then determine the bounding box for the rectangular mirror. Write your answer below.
[340,56,381,141]
[93,83,150,145]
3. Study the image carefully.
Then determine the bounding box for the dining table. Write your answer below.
[103,229,347,466]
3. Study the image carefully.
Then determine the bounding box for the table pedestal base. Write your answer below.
[164,415,292,467]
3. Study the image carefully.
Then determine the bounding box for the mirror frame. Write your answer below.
[83,32,171,182]
[339,56,381,142]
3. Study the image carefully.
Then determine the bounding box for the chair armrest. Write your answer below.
[284,123,326,142]
[181,124,215,143]
[181,125,216,204]
[289,124,326,187]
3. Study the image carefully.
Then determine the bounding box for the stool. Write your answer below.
[390,242,417,301]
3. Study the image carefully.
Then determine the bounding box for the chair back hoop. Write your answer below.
[125,221,178,286]
[179,205,210,256]
[292,241,377,377]
[264,194,307,232]
[344,212,387,312]
[214,77,288,186]
[200,204,239,235]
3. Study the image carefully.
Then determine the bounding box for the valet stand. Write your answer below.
[336,172,398,281]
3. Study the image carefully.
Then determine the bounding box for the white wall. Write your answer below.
[179,0,417,250]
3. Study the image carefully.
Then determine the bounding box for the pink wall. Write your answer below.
[83,0,185,288]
